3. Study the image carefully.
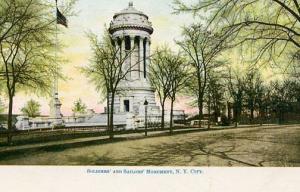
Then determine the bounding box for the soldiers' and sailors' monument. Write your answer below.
[108,1,159,117]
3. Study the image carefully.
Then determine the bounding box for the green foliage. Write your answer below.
[21,99,41,118]
[167,52,191,101]
[0,98,5,114]
[149,46,173,105]
[226,67,246,124]
[52,124,66,129]
[0,0,76,143]
[244,69,265,120]
[0,0,73,96]
[176,24,226,118]
[149,46,173,129]
[173,0,300,73]
[83,29,132,100]
[268,79,300,123]
[149,45,190,130]
[83,28,133,139]
[206,72,226,121]
[72,98,87,116]
[173,0,300,124]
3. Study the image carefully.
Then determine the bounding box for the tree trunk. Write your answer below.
[250,107,254,124]
[208,94,211,129]
[197,69,202,128]
[279,108,284,125]
[213,102,219,123]
[169,99,174,134]
[234,106,238,128]
[259,110,263,126]
[227,101,231,123]
[161,102,165,130]
[106,94,110,134]
[259,106,263,126]
[198,98,203,128]
[7,94,14,145]
[109,93,115,139]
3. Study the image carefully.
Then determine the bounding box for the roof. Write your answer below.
[109,2,153,34]
[113,2,148,19]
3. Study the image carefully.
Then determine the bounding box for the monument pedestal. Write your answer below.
[51,93,63,126]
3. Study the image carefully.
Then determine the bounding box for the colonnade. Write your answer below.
[114,35,150,80]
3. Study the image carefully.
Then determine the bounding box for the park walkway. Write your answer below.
[0,124,293,161]
[0,124,299,166]
[0,127,206,153]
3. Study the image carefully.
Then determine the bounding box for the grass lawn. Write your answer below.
[0,130,106,147]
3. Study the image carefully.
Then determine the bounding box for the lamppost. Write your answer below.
[144,99,148,136]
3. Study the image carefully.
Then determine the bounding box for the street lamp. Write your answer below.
[144,99,148,136]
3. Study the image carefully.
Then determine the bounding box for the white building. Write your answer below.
[108,2,160,119]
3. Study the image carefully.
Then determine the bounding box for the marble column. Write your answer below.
[145,38,150,79]
[115,39,120,60]
[121,38,125,60]
[130,36,135,79]
[139,36,144,80]
[121,37,126,78]
[135,39,140,79]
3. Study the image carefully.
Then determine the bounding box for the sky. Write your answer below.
[11,0,196,116]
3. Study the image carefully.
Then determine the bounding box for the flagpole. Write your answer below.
[52,0,65,125]
[55,0,58,97]
[52,0,59,124]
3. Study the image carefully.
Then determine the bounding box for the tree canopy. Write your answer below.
[0,0,75,143]
[173,0,300,71]
[21,99,41,118]
[83,29,134,139]
[72,98,87,116]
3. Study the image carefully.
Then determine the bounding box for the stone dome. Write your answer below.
[109,2,153,34]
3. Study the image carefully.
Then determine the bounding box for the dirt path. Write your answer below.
[0,125,299,166]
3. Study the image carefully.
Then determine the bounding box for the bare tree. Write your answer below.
[269,79,299,124]
[149,46,173,130]
[288,51,300,79]
[176,24,226,125]
[167,51,190,133]
[173,0,300,72]
[205,71,226,127]
[226,67,245,127]
[244,68,264,123]
[83,30,137,139]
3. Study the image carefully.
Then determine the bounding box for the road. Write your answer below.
[0,125,299,166]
